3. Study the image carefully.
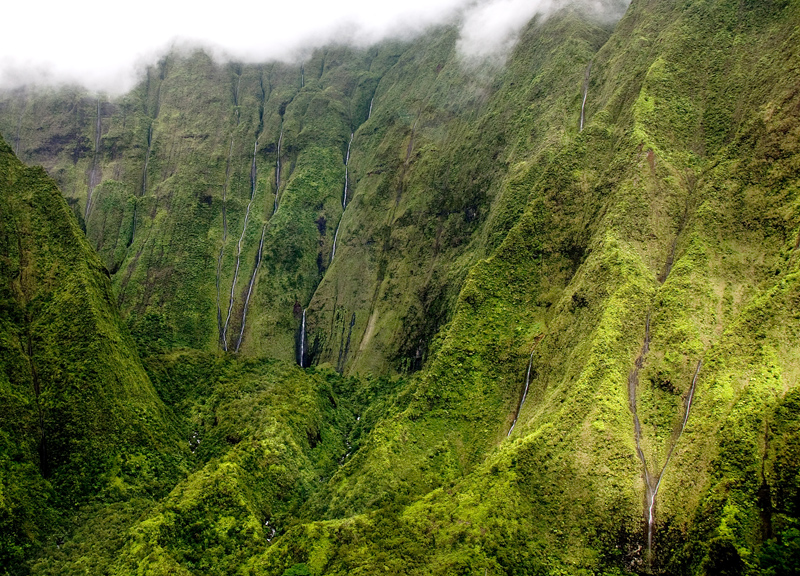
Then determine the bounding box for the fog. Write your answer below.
[1,0,630,93]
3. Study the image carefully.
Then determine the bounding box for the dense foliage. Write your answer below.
[0,0,799,574]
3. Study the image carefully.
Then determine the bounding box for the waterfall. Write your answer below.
[274,126,283,214]
[643,360,702,559]
[343,132,353,209]
[222,138,259,346]
[627,316,655,559]
[299,309,307,367]
[301,66,305,88]
[330,220,341,263]
[367,97,374,120]
[216,245,227,351]
[580,62,592,132]
[142,124,153,196]
[235,224,267,352]
[628,314,703,565]
[85,99,101,220]
[508,349,535,436]
[331,133,354,263]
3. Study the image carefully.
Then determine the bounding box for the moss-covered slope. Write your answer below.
[0,135,183,571]
[0,0,799,574]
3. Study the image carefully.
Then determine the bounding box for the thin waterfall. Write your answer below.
[142,124,153,196]
[508,349,535,436]
[85,99,102,220]
[628,314,703,565]
[299,309,307,367]
[274,125,283,213]
[216,131,236,349]
[300,66,305,88]
[222,138,259,346]
[216,245,227,350]
[580,62,592,132]
[367,97,374,120]
[343,132,353,208]
[645,360,703,557]
[330,220,341,263]
[235,224,267,352]
[222,137,234,240]
[331,133,354,263]
[132,122,154,245]
[627,316,655,559]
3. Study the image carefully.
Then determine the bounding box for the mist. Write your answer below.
[1,0,630,93]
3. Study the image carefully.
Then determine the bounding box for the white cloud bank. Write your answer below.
[0,0,629,92]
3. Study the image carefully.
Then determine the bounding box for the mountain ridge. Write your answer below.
[1,0,799,573]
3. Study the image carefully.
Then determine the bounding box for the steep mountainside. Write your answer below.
[0,136,182,568]
[0,0,799,574]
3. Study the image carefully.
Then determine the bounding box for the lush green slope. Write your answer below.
[0,0,799,574]
[0,135,183,572]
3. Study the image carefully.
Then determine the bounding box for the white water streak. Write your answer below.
[274,126,283,213]
[235,223,267,352]
[580,62,591,132]
[343,132,353,209]
[222,138,258,346]
[507,348,535,436]
[330,220,341,263]
[299,308,307,367]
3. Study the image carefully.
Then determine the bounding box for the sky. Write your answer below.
[1,0,629,93]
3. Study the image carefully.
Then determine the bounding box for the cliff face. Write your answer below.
[0,0,799,573]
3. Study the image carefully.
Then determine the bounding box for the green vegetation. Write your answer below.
[0,0,799,573]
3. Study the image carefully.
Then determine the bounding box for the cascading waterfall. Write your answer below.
[235,224,267,352]
[330,221,341,263]
[343,132,353,208]
[299,308,307,367]
[216,133,236,349]
[85,99,102,220]
[132,123,155,245]
[222,138,259,346]
[142,124,154,196]
[627,316,656,558]
[645,360,703,555]
[216,245,227,350]
[331,133,354,263]
[367,97,374,120]
[508,349,535,437]
[580,62,592,132]
[628,314,703,565]
[274,125,283,213]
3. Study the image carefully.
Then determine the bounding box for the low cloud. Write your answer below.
[1,0,630,93]
[457,0,631,65]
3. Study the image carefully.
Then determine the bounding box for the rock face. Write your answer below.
[1,0,799,573]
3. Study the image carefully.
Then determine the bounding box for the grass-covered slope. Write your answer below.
[245,0,800,573]
[0,135,183,572]
[0,0,799,574]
